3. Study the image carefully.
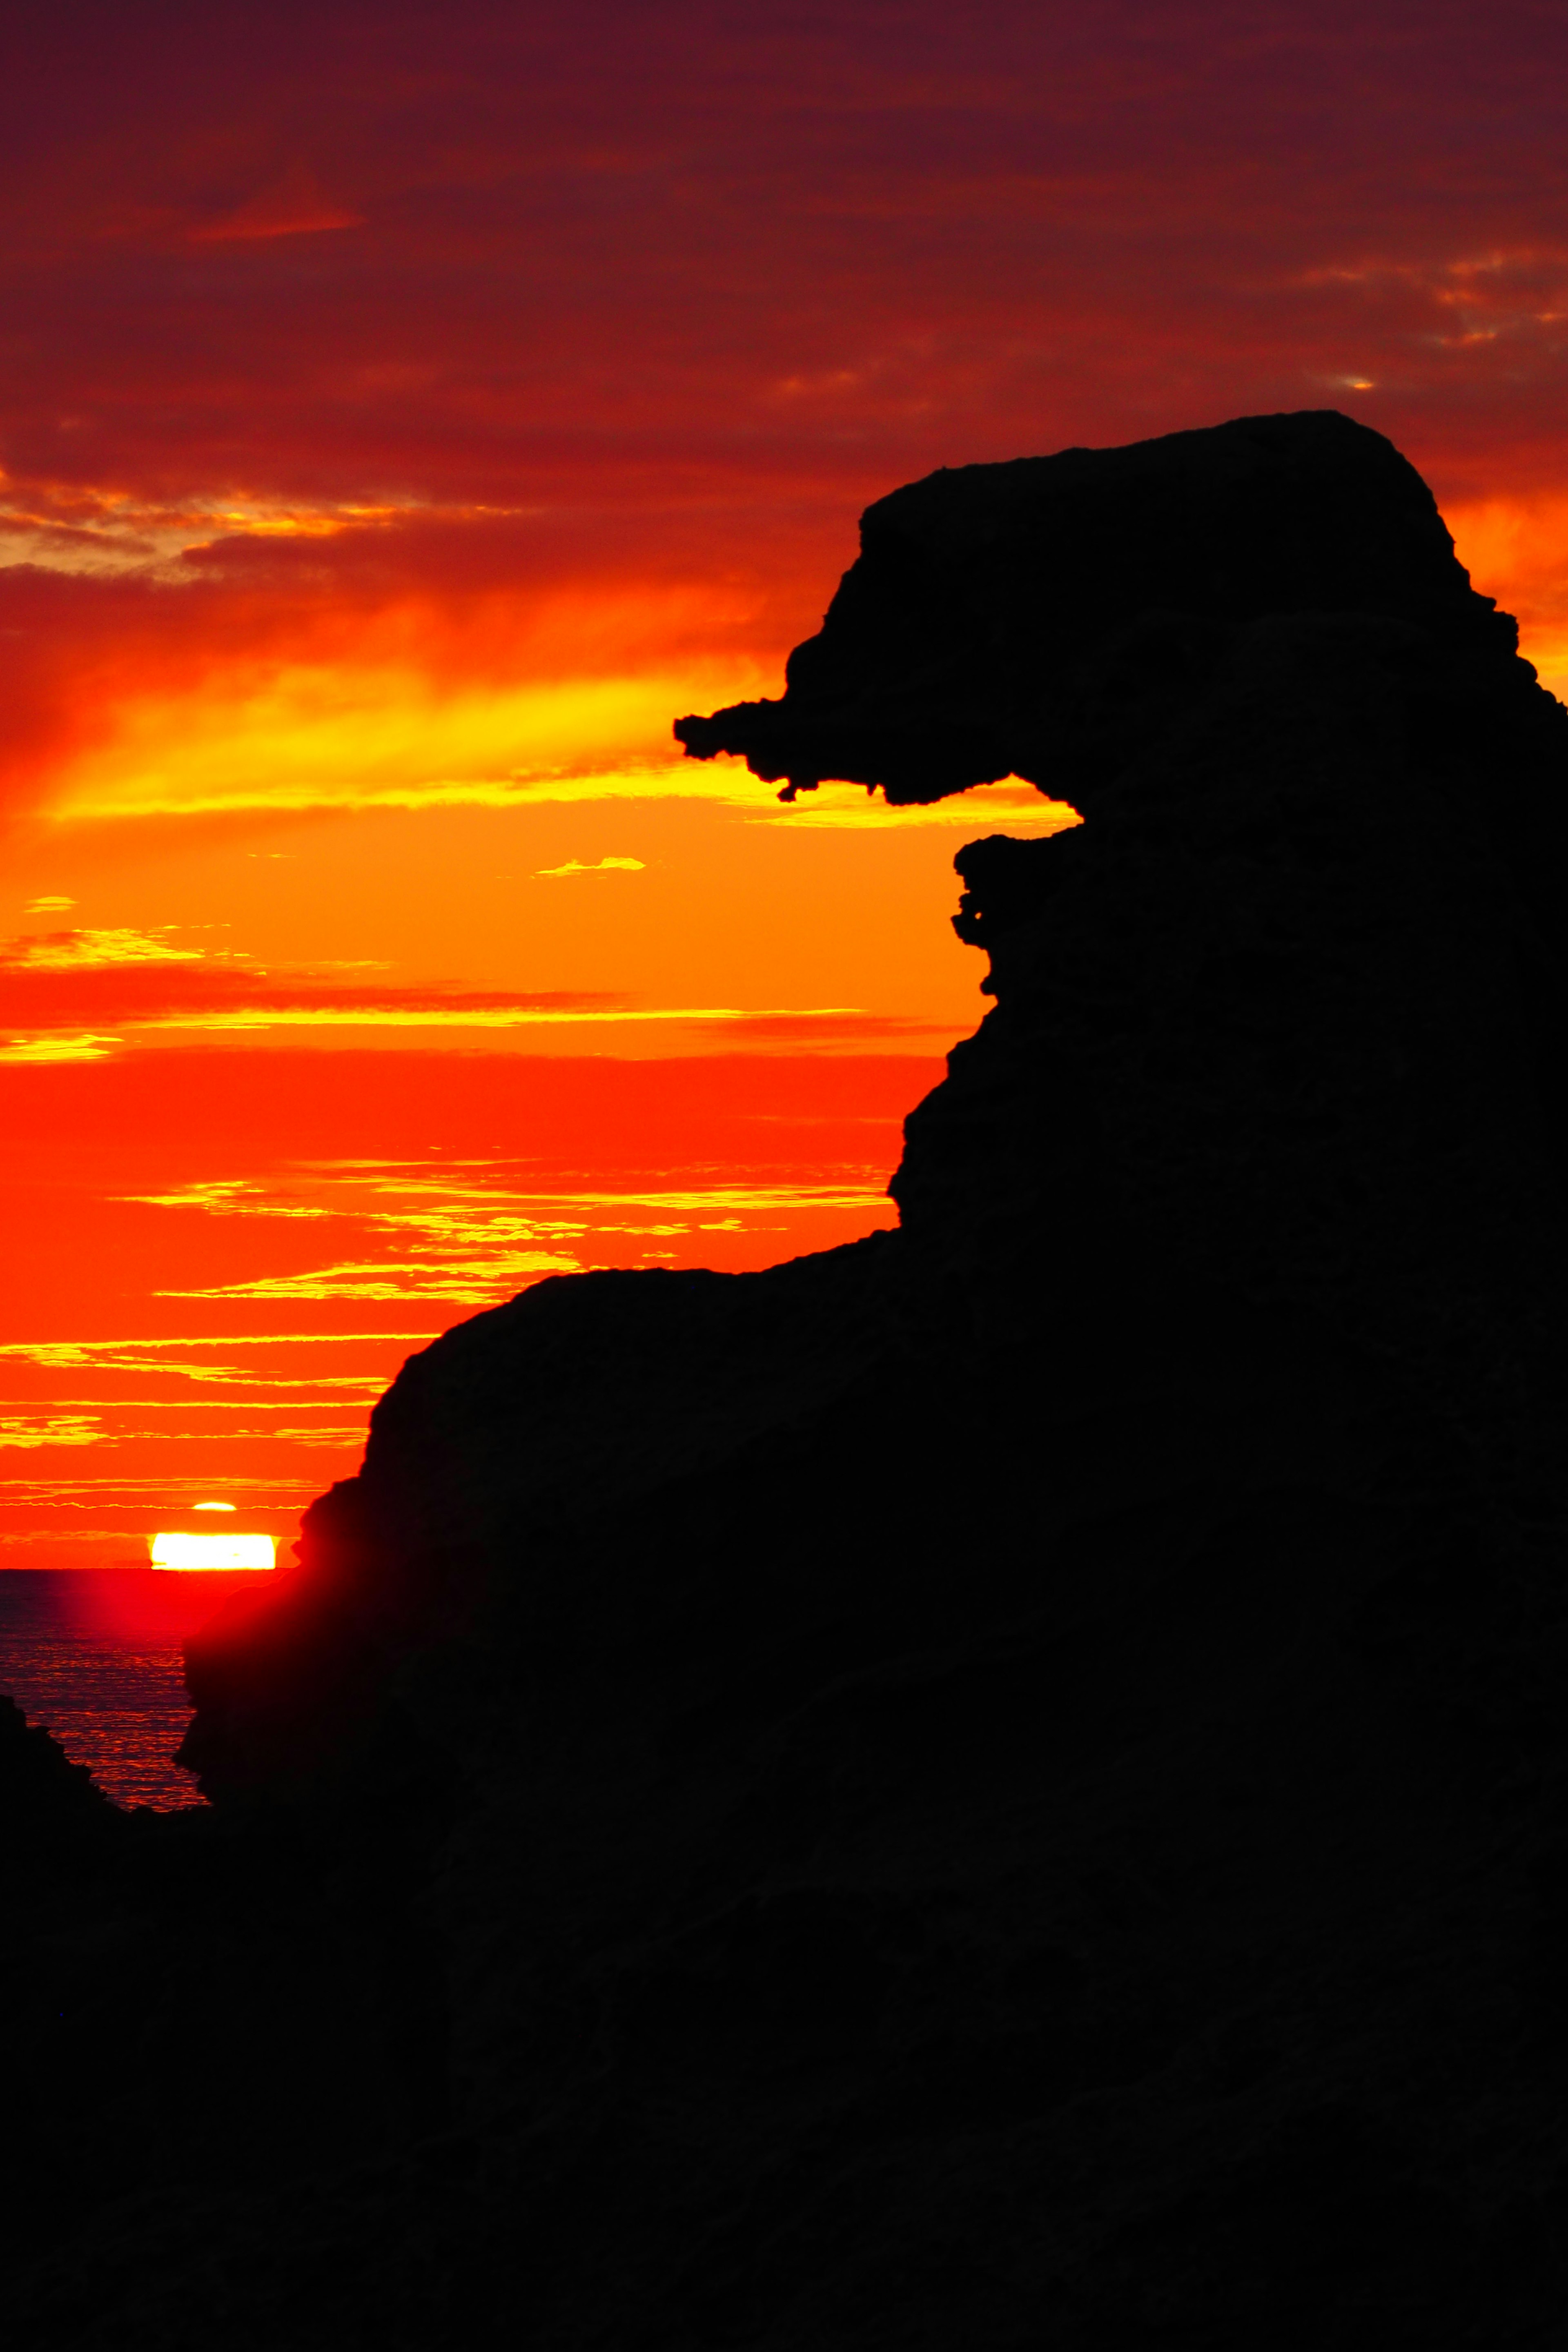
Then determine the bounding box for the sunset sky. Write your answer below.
[3,0,1566,1564]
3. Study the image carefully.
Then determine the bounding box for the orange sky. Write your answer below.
[3,0,1568,1563]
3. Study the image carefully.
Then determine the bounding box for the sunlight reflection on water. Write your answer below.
[0,1569,273,1810]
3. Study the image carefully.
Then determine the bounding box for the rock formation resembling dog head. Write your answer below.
[676,409,1520,806]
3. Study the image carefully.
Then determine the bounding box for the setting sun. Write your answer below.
[149,1530,276,1571]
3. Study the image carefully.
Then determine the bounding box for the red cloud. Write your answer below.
[0,0,1564,824]
[188,165,363,245]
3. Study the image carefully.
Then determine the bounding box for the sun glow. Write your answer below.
[149,1529,276,1570]
[46,642,772,821]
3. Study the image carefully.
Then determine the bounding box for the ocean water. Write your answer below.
[0,1569,274,1811]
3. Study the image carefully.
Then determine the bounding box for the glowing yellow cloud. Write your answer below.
[118,1180,331,1219]
[121,1167,889,1227]
[160,1249,581,1302]
[536,855,647,875]
[0,1414,103,1448]
[131,1003,865,1034]
[48,660,773,820]
[0,1396,378,1411]
[4,927,202,969]
[750,782,1078,830]
[0,1032,121,1063]
[0,1333,434,1360]
[114,1164,898,1309]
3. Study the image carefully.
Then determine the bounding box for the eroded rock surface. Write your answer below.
[13,412,1568,2347]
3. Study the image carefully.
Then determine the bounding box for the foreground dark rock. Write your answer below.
[12,411,1568,2346]
[0,1693,125,1871]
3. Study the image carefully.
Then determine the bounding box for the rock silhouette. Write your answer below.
[11,410,1568,2345]
[0,1694,124,1875]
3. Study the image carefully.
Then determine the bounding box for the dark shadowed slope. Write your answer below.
[12,412,1568,2347]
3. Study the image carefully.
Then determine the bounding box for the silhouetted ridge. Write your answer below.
[677,409,1522,804]
[14,414,1568,2347]
[0,1693,125,1867]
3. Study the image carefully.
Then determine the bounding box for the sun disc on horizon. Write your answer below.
[149,1527,276,1570]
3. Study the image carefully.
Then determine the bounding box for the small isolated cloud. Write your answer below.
[25,895,75,914]
[535,855,647,878]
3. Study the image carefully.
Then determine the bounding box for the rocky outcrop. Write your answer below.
[675,409,1526,806]
[14,412,1568,2345]
[0,1692,125,1871]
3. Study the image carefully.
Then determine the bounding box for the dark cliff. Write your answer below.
[13,412,1568,2347]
